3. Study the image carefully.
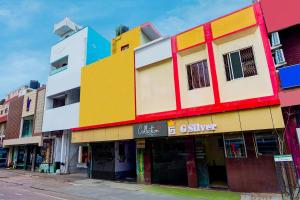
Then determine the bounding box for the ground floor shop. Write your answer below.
[91,141,136,181]
[72,106,286,193]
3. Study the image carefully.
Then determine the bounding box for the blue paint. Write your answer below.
[86,27,111,65]
[279,63,300,89]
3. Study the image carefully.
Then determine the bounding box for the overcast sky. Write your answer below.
[0,0,251,98]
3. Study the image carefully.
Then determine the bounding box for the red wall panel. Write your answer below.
[260,0,300,33]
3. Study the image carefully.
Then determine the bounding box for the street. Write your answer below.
[0,169,201,200]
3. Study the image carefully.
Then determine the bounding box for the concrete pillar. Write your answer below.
[31,146,37,172]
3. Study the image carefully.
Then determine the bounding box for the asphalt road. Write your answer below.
[0,169,199,200]
[0,181,86,200]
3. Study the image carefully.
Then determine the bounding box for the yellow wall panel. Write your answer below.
[118,125,133,140]
[211,6,256,39]
[80,49,136,126]
[71,125,133,143]
[239,107,273,131]
[112,27,141,54]
[176,26,205,51]
[212,112,241,133]
[270,106,285,129]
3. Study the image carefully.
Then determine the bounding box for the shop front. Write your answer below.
[135,106,285,193]
[71,125,137,181]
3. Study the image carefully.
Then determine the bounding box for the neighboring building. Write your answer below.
[260,0,300,182]
[72,4,284,193]
[42,18,110,174]
[2,81,45,171]
[0,100,9,167]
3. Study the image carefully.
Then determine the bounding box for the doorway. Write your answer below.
[195,135,228,188]
[151,138,189,186]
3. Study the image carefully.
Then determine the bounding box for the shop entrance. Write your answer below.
[195,135,228,188]
[151,138,192,186]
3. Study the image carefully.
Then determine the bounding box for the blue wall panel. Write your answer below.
[279,64,300,89]
[86,27,111,65]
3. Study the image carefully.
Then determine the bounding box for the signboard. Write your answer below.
[274,154,293,162]
[180,124,217,133]
[167,120,176,136]
[133,121,168,138]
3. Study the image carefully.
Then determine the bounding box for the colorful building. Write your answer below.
[42,18,111,174]
[260,0,300,183]
[2,81,46,171]
[72,3,284,193]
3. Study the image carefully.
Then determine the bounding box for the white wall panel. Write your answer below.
[135,37,172,69]
[42,103,79,132]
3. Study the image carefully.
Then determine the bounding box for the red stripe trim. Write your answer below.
[171,36,182,110]
[253,3,279,96]
[204,23,220,104]
[72,95,279,132]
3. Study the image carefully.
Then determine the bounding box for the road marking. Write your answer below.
[34,192,69,200]
[15,193,23,195]
[0,194,3,196]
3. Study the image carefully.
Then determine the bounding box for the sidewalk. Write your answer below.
[0,169,284,200]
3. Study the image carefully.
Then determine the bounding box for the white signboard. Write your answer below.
[274,154,293,162]
[180,123,217,133]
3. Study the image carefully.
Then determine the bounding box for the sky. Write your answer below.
[0,0,252,98]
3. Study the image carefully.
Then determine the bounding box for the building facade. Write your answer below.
[2,82,45,171]
[71,3,284,193]
[42,18,111,174]
[260,0,300,183]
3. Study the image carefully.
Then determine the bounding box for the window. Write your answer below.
[21,118,33,137]
[224,134,247,158]
[186,59,210,90]
[255,133,279,155]
[223,47,257,81]
[5,108,8,113]
[274,49,286,65]
[53,96,66,108]
[121,44,129,51]
[50,56,68,76]
[270,32,280,47]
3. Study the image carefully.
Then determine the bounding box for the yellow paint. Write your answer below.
[71,125,133,143]
[136,58,176,115]
[111,27,141,54]
[239,107,273,130]
[212,112,241,133]
[80,27,144,127]
[270,106,285,129]
[22,90,37,117]
[80,49,136,126]
[177,45,215,108]
[169,106,284,137]
[176,26,205,51]
[211,6,256,39]
[213,27,273,103]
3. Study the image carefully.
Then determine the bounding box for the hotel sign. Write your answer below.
[180,123,217,133]
[134,121,168,138]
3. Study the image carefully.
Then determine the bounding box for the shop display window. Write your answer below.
[255,133,279,156]
[224,134,247,158]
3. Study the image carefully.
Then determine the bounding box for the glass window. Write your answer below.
[270,32,280,47]
[186,59,210,90]
[21,118,33,137]
[121,44,129,51]
[224,134,246,158]
[223,47,257,81]
[255,133,279,155]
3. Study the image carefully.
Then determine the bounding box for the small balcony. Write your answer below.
[279,63,300,89]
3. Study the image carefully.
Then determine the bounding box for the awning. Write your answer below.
[3,136,42,147]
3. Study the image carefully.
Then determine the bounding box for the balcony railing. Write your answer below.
[279,63,300,89]
[49,66,67,76]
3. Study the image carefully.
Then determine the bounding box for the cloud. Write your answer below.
[153,0,251,35]
[0,0,43,30]
[0,50,49,98]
